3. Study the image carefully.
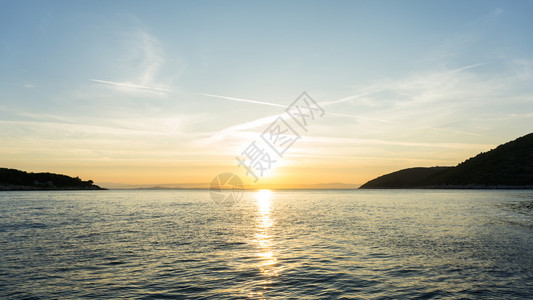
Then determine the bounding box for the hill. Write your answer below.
[0,168,105,190]
[360,132,533,189]
[358,167,452,189]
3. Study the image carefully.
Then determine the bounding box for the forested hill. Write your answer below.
[360,132,533,189]
[0,168,104,190]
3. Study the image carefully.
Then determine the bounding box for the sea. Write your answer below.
[1,189,532,299]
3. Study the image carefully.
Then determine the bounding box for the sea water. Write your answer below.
[1,190,532,299]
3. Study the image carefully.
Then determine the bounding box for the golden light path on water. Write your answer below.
[252,189,280,297]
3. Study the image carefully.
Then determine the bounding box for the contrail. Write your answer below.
[91,79,174,92]
[197,93,286,108]
[198,92,400,124]
[328,111,400,124]
[196,91,482,137]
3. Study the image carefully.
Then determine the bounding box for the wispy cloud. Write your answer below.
[0,110,217,165]
[471,8,504,26]
[197,62,486,138]
[91,29,171,95]
[196,61,521,168]
[422,127,482,137]
[134,29,163,85]
[327,111,400,124]
[9,110,209,136]
[320,63,492,137]
[300,135,494,150]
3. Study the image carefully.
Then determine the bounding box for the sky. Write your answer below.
[1,0,532,188]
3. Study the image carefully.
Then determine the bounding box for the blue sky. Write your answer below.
[1,0,532,187]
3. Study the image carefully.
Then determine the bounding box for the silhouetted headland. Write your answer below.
[0,168,105,190]
[360,132,533,189]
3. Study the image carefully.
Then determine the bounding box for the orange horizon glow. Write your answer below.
[1,141,498,189]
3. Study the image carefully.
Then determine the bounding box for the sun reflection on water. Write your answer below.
[256,189,272,216]
[253,189,279,280]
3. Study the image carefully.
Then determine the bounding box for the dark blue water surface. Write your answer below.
[1,190,532,299]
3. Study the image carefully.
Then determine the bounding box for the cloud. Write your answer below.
[0,109,217,165]
[129,29,165,86]
[327,111,400,124]
[301,135,494,150]
[9,110,208,136]
[91,29,172,95]
[197,58,533,170]
[197,62,486,139]
[422,127,482,137]
[472,8,504,25]
[196,63,487,137]
[319,63,494,136]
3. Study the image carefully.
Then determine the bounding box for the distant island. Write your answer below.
[0,168,105,191]
[360,132,533,189]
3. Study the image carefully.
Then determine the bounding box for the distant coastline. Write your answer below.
[99,182,358,190]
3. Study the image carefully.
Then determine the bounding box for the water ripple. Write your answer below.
[0,190,532,299]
